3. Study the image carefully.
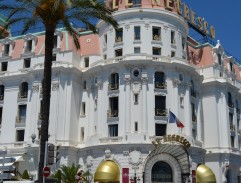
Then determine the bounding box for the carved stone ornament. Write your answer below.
[32,85,39,92]
[52,82,59,91]
[86,155,93,167]
[123,151,129,156]
[132,82,141,94]
[125,25,130,30]
[104,148,112,160]
[129,150,142,169]
[141,77,148,85]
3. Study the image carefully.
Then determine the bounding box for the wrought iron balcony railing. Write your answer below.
[108,84,119,90]
[107,110,118,117]
[155,82,167,89]
[230,124,235,131]
[192,114,197,123]
[18,92,28,99]
[155,108,167,116]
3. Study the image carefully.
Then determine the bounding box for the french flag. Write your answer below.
[168,111,184,128]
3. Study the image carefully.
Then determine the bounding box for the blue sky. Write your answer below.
[2,0,241,61]
[184,0,241,62]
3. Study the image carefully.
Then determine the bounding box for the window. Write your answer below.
[134,47,140,54]
[3,44,10,56]
[109,73,119,90]
[23,58,31,68]
[0,85,4,100]
[228,92,233,108]
[16,130,25,141]
[133,0,141,6]
[154,72,166,89]
[171,51,175,57]
[134,94,138,104]
[17,105,27,123]
[115,49,122,57]
[229,62,233,72]
[83,81,86,89]
[53,35,58,48]
[152,27,161,41]
[218,53,222,65]
[115,28,123,43]
[191,103,196,122]
[152,47,161,55]
[81,102,86,116]
[19,82,28,98]
[231,136,235,148]
[1,62,8,71]
[52,54,56,61]
[171,31,175,44]
[25,40,32,53]
[155,96,166,116]
[192,129,197,140]
[109,97,118,117]
[84,57,89,68]
[104,34,107,44]
[0,107,2,126]
[81,127,84,141]
[103,54,107,60]
[109,124,118,137]
[134,26,141,40]
[135,122,138,132]
[155,124,166,136]
[182,36,186,50]
[190,80,196,97]
[152,161,173,182]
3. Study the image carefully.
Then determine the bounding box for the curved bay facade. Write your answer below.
[0,0,240,182]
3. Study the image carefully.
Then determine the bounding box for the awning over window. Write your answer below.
[197,164,216,183]
[94,160,120,183]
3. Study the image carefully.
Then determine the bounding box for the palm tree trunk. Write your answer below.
[38,26,55,182]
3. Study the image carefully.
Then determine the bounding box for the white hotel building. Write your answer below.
[0,0,241,182]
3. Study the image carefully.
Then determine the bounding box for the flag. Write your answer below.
[168,111,184,128]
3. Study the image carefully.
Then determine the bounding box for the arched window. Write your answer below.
[152,161,173,182]
[155,72,166,89]
[228,92,233,108]
[19,82,28,98]
[0,85,4,100]
[109,73,119,90]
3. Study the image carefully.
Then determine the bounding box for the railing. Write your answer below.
[18,92,28,99]
[153,35,161,41]
[230,124,235,131]
[0,95,4,100]
[192,114,197,123]
[155,109,167,116]
[16,116,26,123]
[108,83,119,90]
[107,110,118,117]
[228,102,234,108]
[155,82,167,89]
[99,136,123,143]
[191,90,196,98]
[90,54,186,68]
[115,36,122,43]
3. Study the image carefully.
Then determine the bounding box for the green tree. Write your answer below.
[52,164,80,183]
[0,0,118,181]
[22,169,30,180]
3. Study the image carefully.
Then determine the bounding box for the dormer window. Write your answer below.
[53,35,58,48]
[1,62,7,72]
[171,31,175,44]
[3,44,9,56]
[229,62,233,72]
[25,40,32,53]
[0,38,15,57]
[218,53,222,65]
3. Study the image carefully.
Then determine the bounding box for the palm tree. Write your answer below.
[0,0,118,181]
[52,164,81,183]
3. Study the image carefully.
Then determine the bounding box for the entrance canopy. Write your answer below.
[94,160,120,182]
[146,144,190,174]
[197,164,216,183]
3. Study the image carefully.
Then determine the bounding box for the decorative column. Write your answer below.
[96,81,103,136]
[124,74,131,133]
[141,73,148,133]
[196,91,202,141]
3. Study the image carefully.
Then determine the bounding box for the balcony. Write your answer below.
[191,90,196,98]
[230,124,236,132]
[15,116,26,127]
[115,36,122,43]
[192,114,197,123]
[107,110,118,118]
[108,84,119,90]
[99,136,123,143]
[155,108,167,117]
[155,82,167,89]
